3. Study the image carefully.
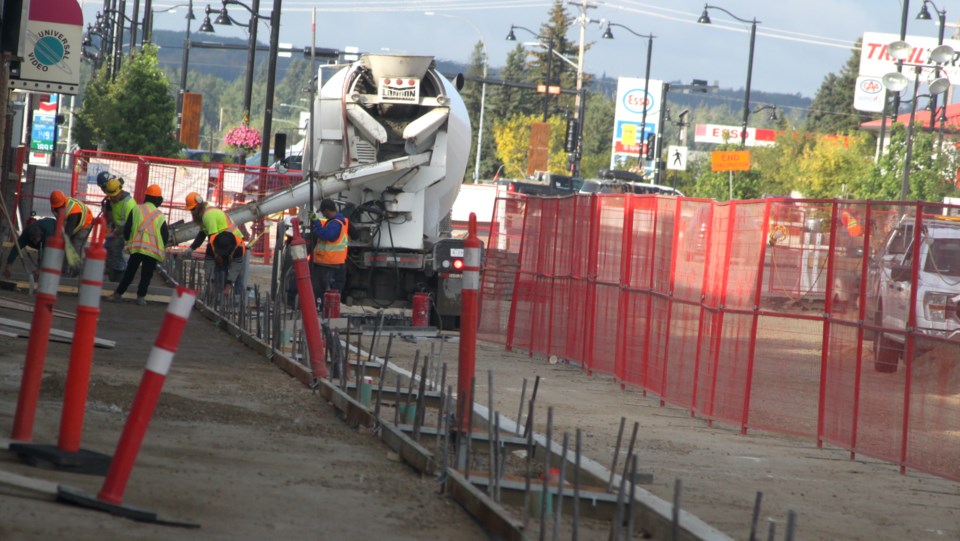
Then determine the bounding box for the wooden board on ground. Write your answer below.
[0,317,116,349]
[0,296,76,319]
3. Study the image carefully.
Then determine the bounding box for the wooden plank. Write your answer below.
[0,317,116,349]
[0,297,75,320]
[0,470,60,499]
[443,469,525,541]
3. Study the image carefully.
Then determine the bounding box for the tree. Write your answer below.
[487,44,538,119]
[579,92,614,177]
[75,45,180,156]
[460,41,499,181]
[804,39,877,134]
[858,124,960,201]
[492,113,569,177]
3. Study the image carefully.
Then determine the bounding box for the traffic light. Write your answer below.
[564,118,579,153]
[644,133,656,160]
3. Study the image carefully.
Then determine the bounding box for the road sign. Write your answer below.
[711,150,750,172]
[667,146,688,171]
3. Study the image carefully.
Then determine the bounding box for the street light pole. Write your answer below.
[176,0,194,142]
[900,70,922,201]
[259,0,282,168]
[917,0,947,134]
[569,0,596,177]
[697,4,760,148]
[602,23,655,171]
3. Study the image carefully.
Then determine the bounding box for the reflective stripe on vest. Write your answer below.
[312,217,349,265]
[65,198,92,233]
[112,193,136,228]
[127,204,165,260]
[205,208,246,256]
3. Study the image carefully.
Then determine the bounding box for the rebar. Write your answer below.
[539,406,553,541]
[573,428,581,541]
[522,399,536,532]
[515,378,528,436]
[671,478,682,541]
[413,357,429,440]
[552,431,568,541]
[749,491,763,541]
[487,370,495,498]
[608,416,627,493]
[403,353,420,426]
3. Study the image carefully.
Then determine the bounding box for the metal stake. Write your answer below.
[671,478,682,541]
[608,416,627,493]
[515,378,528,436]
[749,491,763,541]
[539,406,553,541]
[413,357,429,440]
[573,428,581,541]
[552,432,568,541]
[522,399,536,533]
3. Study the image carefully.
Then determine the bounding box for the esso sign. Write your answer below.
[712,127,750,140]
[622,89,654,114]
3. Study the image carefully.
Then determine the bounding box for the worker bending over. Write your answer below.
[2,217,57,279]
[49,190,93,274]
[184,192,247,296]
[109,185,169,305]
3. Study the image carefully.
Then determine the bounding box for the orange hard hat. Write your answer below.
[146,184,162,197]
[50,190,67,209]
[185,192,203,210]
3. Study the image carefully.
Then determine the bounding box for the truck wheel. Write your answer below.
[873,308,900,373]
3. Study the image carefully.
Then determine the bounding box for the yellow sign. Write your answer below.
[711,150,751,172]
[621,124,637,146]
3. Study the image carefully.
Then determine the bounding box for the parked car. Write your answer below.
[869,214,960,372]
[579,178,684,197]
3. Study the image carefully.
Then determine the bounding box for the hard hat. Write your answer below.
[145,184,162,197]
[185,192,203,210]
[96,171,111,188]
[104,178,122,196]
[50,190,67,209]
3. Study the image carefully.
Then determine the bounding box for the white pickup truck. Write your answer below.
[871,214,960,372]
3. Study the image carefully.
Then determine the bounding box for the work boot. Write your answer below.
[107,293,122,303]
[136,297,147,306]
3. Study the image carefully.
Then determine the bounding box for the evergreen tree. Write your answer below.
[487,45,538,120]
[76,45,180,156]
[460,41,491,181]
[579,92,614,177]
[804,39,876,134]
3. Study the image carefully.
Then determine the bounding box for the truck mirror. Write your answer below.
[452,73,465,91]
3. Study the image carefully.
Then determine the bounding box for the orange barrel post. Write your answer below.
[11,209,66,441]
[457,213,481,429]
[323,290,340,319]
[58,218,107,452]
[289,218,327,380]
[97,287,196,505]
[412,292,430,327]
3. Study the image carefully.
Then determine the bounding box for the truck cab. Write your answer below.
[871,215,960,372]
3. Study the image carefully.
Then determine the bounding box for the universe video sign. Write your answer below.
[859,32,960,84]
[694,124,776,148]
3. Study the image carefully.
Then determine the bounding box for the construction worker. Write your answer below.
[183,192,247,296]
[310,199,349,308]
[101,177,137,281]
[841,211,864,237]
[2,217,57,279]
[109,185,169,305]
[49,190,93,274]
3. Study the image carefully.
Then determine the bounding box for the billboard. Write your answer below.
[9,0,83,94]
[610,77,662,171]
[694,124,776,147]
[859,32,960,84]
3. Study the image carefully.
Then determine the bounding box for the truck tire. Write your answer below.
[873,308,900,373]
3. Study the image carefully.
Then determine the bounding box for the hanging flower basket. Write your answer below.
[224,124,262,155]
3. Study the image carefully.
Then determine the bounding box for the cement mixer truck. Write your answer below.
[169,54,473,321]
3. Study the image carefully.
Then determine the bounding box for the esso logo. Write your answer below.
[623,89,654,114]
[859,78,883,94]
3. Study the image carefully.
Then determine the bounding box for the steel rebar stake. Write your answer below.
[749,491,763,541]
[522,400,536,533]
[671,478,682,541]
[413,358,429,440]
[515,378,528,436]
[608,416,627,493]
[539,406,553,541]
[552,432,569,541]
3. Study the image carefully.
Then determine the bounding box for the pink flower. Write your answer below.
[224,124,262,153]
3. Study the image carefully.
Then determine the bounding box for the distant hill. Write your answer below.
[150,29,812,119]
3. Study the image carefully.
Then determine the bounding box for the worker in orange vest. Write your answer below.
[50,190,93,274]
[310,199,349,309]
[841,211,863,237]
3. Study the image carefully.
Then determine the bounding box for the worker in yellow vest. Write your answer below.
[310,199,349,309]
[109,185,169,305]
[184,192,247,296]
[102,177,137,281]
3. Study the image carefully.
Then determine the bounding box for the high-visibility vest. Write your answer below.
[203,207,245,256]
[111,192,137,229]
[127,203,166,261]
[842,211,863,237]
[65,198,93,233]
[312,217,349,265]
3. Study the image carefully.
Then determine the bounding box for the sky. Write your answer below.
[82,0,953,99]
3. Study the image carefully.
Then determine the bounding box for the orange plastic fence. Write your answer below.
[480,193,960,482]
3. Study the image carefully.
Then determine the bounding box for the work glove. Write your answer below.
[309,212,318,222]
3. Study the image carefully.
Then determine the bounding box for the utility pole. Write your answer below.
[567,0,596,178]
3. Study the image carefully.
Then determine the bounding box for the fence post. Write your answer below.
[505,197,529,352]
[817,201,842,447]
[640,198,661,393]
[849,203,873,459]
[614,194,635,385]
[899,203,924,474]
[740,200,773,434]
[690,201,717,417]
[657,197,685,406]
[706,201,739,425]
[583,194,601,375]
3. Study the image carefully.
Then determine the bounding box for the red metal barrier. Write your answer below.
[479,194,960,483]
[10,209,65,442]
[98,287,196,505]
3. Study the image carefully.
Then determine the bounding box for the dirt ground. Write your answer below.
[0,289,490,541]
[2,278,959,541]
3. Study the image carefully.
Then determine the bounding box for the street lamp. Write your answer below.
[751,104,778,122]
[506,25,554,123]
[427,11,487,183]
[697,4,760,148]
[200,0,270,122]
[601,22,655,170]
[882,42,954,200]
[143,3,194,45]
[917,0,948,135]
[97,9,137,78]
